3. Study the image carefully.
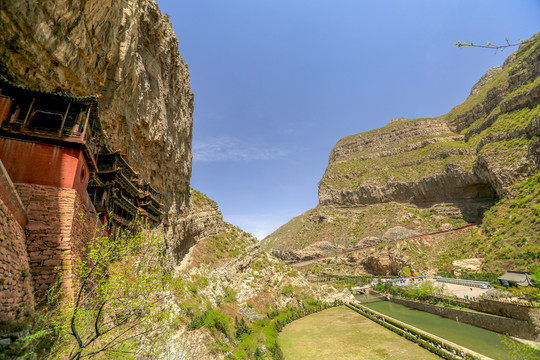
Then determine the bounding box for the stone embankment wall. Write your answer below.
[0,165,34,322]
[0,198,34,322]
[469,299,537,321]
[389,297,539,341]
[15,184,96,299]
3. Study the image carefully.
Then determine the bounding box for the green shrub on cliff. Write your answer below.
[189,309,232,336]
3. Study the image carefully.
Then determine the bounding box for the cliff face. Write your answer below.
[319,35,540,209]
[0,0,194,254]
[263,33,540,274]
[321,33,539,211]
[172,189,226,263]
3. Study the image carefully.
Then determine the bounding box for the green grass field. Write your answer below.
[279,306,439,360]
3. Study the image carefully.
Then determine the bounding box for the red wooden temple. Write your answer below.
[0,77,166,232]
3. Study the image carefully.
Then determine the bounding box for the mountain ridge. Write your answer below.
[263,32,540,275]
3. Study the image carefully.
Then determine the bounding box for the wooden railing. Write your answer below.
[1,121,84,141]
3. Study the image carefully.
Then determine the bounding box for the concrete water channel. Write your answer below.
[358,298,516,360]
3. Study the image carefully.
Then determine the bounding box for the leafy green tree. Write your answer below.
[235,317,251,339]
[530,266,540,287]
[47,223,177,359]
[281,284,294,296]
[409,281,437,301]
[401,266,412,277]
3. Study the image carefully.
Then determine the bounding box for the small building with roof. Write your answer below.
[498,271,534,287]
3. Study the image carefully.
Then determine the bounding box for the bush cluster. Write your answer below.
[188,309,232,335]
[192,298,344,359]
[378,282,468,308]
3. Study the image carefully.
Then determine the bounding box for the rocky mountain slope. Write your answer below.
[263,32,540,275]
[0,0,194,257]
[173,191,351,359]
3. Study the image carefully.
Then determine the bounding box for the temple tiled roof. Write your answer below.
[0,76,99,104]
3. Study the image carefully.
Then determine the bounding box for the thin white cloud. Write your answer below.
[193,136,289,162]
[224,213,293,241]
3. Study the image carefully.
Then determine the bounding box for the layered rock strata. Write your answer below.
[319,35,539,208]
[172,189,225,262]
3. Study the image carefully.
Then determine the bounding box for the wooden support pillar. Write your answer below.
[21,97,35,129]
[80,106,92,139]
[58,102,71,136]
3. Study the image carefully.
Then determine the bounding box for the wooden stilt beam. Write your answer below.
[21,97,35,129]
[58,102,71,136]
[80,106,92,140]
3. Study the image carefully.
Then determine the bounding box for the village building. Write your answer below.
[498,271,534,287]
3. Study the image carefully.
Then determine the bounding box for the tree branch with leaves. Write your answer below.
[456,37,529,53]
[46,221,180,359]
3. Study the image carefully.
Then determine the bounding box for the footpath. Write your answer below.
[292,221,482,268]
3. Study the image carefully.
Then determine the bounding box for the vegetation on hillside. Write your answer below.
[186,222,257,268]
[1,206,341,360]
[188,298,342,359]
[325,140,474,189]
[190,187,218,208]
[263,202,469,254]
[319,33,539,193]
[458,172,540,272]
[446,33,539,126]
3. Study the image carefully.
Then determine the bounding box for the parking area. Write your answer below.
[435,281,491,299]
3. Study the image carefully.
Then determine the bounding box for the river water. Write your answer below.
[358,298,515,360]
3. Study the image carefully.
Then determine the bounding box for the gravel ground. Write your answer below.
[435,281,491,299]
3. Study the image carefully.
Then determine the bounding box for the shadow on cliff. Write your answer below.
[412,182,499,223]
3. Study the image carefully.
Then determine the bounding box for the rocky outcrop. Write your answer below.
[452,258,483,276]
[172,189,225,262]
[0,0,194,254]
[272,241,348,263]
[320,165,497,219]
[469,66,502,96]
[328,118,455,163]
[362,255,407,276]
[180,240,351,311]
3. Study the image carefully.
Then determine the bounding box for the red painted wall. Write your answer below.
[0,138,89,200]
[0,96,11,127]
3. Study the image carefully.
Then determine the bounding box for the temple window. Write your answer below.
[27,110,64,131]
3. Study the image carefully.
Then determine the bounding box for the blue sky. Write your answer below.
[156,0,539,239]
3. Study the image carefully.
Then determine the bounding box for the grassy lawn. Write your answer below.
[279,306,439,360]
